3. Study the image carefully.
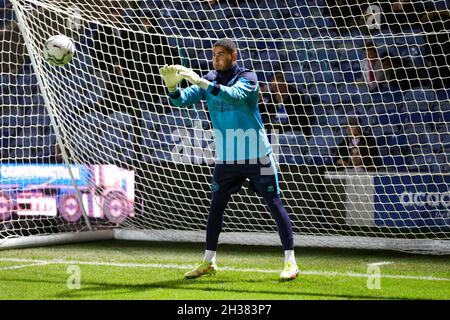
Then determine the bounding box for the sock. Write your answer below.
[284,250,297,265]
[204,250,216,264]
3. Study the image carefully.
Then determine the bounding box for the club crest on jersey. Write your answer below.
[211,181,219,192]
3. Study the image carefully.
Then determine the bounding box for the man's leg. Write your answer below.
[205,191,232,253]
[185,163,245,279]
[247,155,299,280]
[261,193,299,280]
[262,194,294,251]
[184,191,231,279]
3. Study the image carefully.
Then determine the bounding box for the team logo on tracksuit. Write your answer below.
[211,181,219,192]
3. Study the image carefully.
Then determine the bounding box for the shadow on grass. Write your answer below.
[1,275,414,300]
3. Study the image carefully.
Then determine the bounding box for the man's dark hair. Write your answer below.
[347,116,360,126]
[213,38,237,53]
[365,41,375,49]
[365,41,378,54]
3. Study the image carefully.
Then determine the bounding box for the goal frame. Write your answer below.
[1,0,449,255]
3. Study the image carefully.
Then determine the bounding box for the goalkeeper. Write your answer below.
[160,38,298,281]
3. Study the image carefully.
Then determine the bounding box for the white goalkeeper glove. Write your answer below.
[159,64,183,92]
[174,65,211,90]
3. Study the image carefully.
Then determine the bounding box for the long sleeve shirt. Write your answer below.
[168,64,271,162]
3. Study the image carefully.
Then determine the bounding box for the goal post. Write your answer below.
[1,0,449,254]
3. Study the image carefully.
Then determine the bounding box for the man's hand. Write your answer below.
[174,65,211,90]
[159,64,183,92]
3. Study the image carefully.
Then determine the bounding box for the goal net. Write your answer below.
[1,0,449,254]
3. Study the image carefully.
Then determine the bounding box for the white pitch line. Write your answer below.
[0,258,449,282]
[0,261,51,271]
[367,261,394,267]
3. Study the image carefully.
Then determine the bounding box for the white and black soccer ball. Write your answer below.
[43,35,75,66]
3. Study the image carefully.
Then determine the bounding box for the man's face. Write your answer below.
[348,125,362,137]
[366,48,377,59]
[212,46,237,71]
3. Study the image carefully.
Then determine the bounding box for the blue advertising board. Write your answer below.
[0,164,91,189]
[373,175,450,228]
[0,164,134,223]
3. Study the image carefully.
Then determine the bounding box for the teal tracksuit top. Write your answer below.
[168,64,272,162]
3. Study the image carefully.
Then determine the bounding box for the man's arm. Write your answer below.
[211,76,257,104]
[168,86,204,108]
[365,136,381,167]
[176,65,257,104]
[334,138,350,166]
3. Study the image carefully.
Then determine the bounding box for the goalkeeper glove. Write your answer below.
[174,65,211,90]
[159,64,183,92]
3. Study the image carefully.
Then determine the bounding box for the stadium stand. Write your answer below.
[0,0,449,175]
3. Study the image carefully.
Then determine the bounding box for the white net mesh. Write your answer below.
[1,0,449,253]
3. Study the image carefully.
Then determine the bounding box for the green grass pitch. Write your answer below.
[0,240,449,300]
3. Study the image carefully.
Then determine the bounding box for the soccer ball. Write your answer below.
[43,35,75,66]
